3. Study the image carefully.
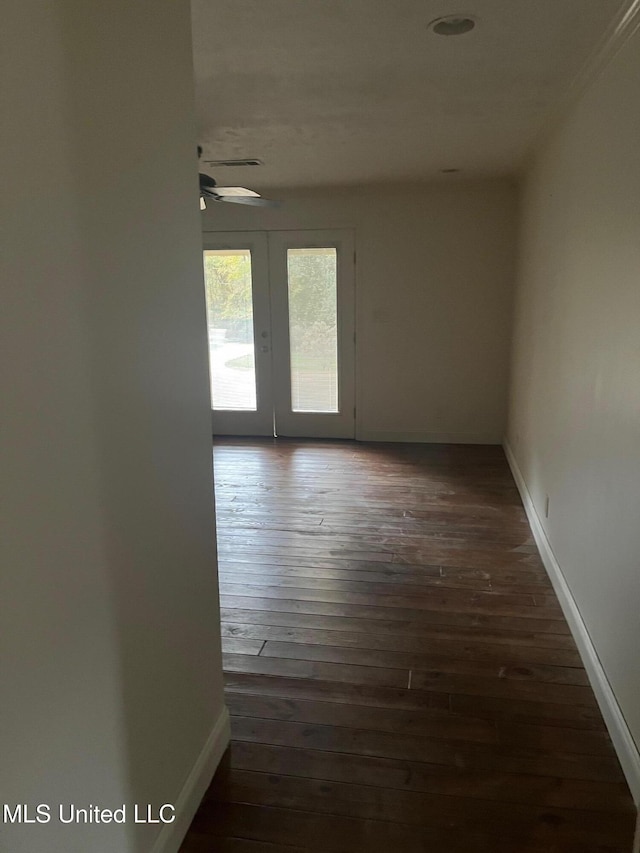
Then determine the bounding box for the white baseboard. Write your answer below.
[503,439,640,805]
[356,429,501,444]
[150,706,231,853]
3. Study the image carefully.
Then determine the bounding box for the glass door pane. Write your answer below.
[268,230,355,439]
[287,248,338,413]
[203,249,257,411]
[202,232,273,437]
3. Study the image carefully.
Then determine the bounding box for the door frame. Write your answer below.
[203,228,356,439]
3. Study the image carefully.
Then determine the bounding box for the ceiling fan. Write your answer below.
[198,146,278,210]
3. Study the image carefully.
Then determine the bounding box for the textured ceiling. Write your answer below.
[192,0,626,189]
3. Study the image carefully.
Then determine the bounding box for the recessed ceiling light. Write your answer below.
[429,15,476,36]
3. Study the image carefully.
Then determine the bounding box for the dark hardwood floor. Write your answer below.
[181,438,636,852]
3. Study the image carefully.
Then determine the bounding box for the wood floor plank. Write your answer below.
[218,583,565,620]
[218,528,539,555]
[221,620,583,666]
[220,607,578,649]
[221,638,265,656]
[220,557,553,589]
[229,716,624,783]
[187,800,629,853]
[220,561,556,596]
[225,691,498,744]
[180,439,635,853]
[222,652,410,689]
[205,768,631,845]
[225,691,612,756]
[183,838,306,853]
[445,689,606,729]
[258,639,589,685]
[218,517,537,545]
[219,551,549,582]
[219,572,552,608]
[227,741,634,813]
[220,593,572,634]
[408,668,595,704]
[222,672,605,730]
[218,543,547,573]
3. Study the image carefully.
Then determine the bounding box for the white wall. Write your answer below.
[1,3,226,852]
[507,24,640,794]
[202,181,517,443]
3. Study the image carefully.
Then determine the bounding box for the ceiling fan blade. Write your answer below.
[200,189,221,201]
[198,170,279,208]
[218,195,280,208]
[213,186,260,198]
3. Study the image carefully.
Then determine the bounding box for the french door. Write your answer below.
[202,230,355,438]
